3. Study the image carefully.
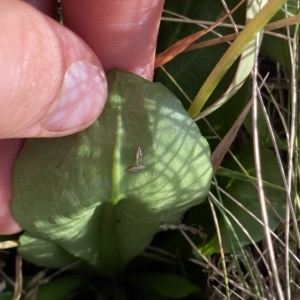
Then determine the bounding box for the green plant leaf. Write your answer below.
[11,70,212,278]
[0,293,14,300]
[36,273,89,300]
[216,166,285,190]
[132,273,200,299]
[129,276,169,300]
[18,233,79,269]
[200,146,286,255]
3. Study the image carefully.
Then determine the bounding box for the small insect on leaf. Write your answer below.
[128,164,146,173]
[136,146,142,165]
[128,147,146,173]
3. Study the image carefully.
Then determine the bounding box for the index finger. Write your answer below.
[61,0,164,80]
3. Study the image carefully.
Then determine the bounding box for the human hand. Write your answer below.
[0,0,164,234]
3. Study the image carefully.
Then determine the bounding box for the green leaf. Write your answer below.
[129,276,169,300]
[36,273,89,300]
[216,166,285,191]
[18,232,79,269]
[11,70,212,278]
[0,293,14,300]
[136,273,200,298]
[200,146,286,255]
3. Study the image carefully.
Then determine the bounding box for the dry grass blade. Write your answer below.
[208,191,273,274]
[184,33,238,52]
[211,99,253,173]
[162,14,300,32]
[252,34,285,299]
[180,229,268,299]
[264,14,300,31]
[154,0,245,69]
[210,72,270,173]
[25,269,48,300]
[39,260,83,284]
[0,240,18,249]
[184,13,300,52]
[283,13,298,299]
[256,67,300,299]
[12,253,23,300]
[159,12,300,72]
[215,185,300,265]
[208,197,230,298]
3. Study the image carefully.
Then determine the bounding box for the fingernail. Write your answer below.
[44,60,107,132]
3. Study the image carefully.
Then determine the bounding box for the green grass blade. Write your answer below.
[188,0,289,118]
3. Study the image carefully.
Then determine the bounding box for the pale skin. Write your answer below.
[0,0,165,234]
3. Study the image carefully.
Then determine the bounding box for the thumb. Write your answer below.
[0,0,107,138]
